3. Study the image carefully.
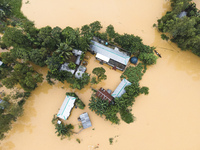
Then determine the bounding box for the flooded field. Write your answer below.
[1,0,200,150]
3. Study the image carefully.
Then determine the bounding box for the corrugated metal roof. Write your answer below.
[79,112,92,129]
[57,95,76,120]
[75,65,86,79]
[112,79,132,98]
[90,40,130,65]
[72,49,83,56]
[60,63,76,74]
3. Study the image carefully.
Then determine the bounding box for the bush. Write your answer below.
[68,62,76,70]
[120,109,134,124]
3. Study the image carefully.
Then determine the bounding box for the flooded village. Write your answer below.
[1,0,200,150]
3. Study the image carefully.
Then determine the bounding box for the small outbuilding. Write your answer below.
[112,79,132,98]
[96,87,114,103]
[75,65,86,79]
[79,112,92,129]
[57,95,76,120]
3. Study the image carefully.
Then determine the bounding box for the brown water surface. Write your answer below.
[1,0,200,150]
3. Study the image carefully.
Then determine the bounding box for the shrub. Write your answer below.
[68,62,76,70]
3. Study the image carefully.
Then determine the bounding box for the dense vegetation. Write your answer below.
[156,0,200,56]
[89,63,149,124]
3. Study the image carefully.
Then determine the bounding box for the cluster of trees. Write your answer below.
[156,0,200,56]
[51,115,74,140]
[0,89,31,140]
[89,63,149,124]
[91,67,107,84]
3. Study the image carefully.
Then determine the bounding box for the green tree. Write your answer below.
[68,62,76,70]
[120,109,134,124]
[92,67,107,83]
[89,21,102,35]
[1,52,16,65]
[138,53,158,65]
[2,27,29,48]
[55,123,74,139]
[37,26,57,50]
[121,63,144,83]
[2,63,43,92]
[89,96,109,117]
[55,43,73,61]
[29,48,48,67]
[106,25,116,39]
[46,52,64,73]
[61,27,80,47]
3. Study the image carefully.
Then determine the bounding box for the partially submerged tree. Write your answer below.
[55,123,74,140]
[92,67,107,84]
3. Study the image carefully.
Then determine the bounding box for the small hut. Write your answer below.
[57,95,76,120]
[79,112,92,129]
[178,11,187,18]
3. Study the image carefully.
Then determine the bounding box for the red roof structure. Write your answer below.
[96,88,114,103]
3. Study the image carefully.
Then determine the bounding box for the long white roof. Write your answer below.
[90,40,130,65]
[57,95,76,120]
[112,79,131,98]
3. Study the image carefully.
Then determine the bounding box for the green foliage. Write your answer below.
[29,48,48,67]
[90,76,97,85]
[2,27,29,48]
[156,0,200,56]
[46,52,64,73]
[89,21,102,35]
[1,52,16,65]
[68,62,76,70]
[61,26,80,47]
[121,63,144,83]
[120,109,134,124]
[89,96,109,117]
[138,53,158,65]
[55,43,73,61]
[76,138,81,143]
[70,73,90,90]
[140,86,149,95]
[106,25,116,39]
[37,26,57,50]
[109,138,114,145]
[1,63,43,92]
[161,34,169,41]
[55,123,74,140]
[92,67,107,83]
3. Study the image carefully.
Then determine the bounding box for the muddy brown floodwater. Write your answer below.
[1,0,200,150]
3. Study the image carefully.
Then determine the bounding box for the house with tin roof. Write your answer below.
[78,112,92,129]
[90,40,130,71]
[112,79,132,98]
[57,95,76,120]
[96,87,114,103]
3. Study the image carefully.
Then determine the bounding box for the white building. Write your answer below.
[57,95,76,120]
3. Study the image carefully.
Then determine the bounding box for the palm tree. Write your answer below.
[55,43,73,61]
[55,123,74,139]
